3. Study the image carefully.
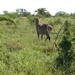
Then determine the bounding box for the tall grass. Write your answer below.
[0,16,75,75]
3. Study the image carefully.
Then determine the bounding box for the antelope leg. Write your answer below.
[41,35,43,39]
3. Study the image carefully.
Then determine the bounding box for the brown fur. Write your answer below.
[34,17,52,41]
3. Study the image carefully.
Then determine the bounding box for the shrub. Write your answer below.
[27,15,34,25]
[0,16,16,25]
[55,20,74,74]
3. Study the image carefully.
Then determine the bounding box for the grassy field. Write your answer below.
[0,16,75,75]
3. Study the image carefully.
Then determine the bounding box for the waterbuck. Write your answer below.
[34,17,52,41]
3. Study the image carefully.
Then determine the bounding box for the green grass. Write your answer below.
[0,16,75,75]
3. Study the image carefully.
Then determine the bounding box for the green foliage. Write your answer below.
[0,17,53,75]
[27,15,34,25]
[0,16,75,75]
[55,20,74,74]
[35,8,51,17]
[0,29,3,38]
[55,11,69,17]
[70,24,75,43]
[3,11,20,19]
[55,17,63,25]
[4,40,24,52]
[16,8,31,17]
[70,12,75,18]
[0,16,16,25]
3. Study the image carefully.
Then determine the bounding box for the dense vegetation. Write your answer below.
[0,8,75,75]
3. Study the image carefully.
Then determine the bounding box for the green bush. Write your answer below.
[27,15,34,25]
[3,12,20,19]
[55,20,74,74]
[0,16,16,25]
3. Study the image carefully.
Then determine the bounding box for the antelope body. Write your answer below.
[34,17,52,41]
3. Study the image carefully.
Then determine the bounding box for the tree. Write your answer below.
[16,8,31,17]
[34,8,51,17]
[55,11,69,16]
[3,11,9,14]
[70,12,75,18]
[3,11,20,19]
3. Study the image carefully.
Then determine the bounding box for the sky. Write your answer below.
[0,0,75,15]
